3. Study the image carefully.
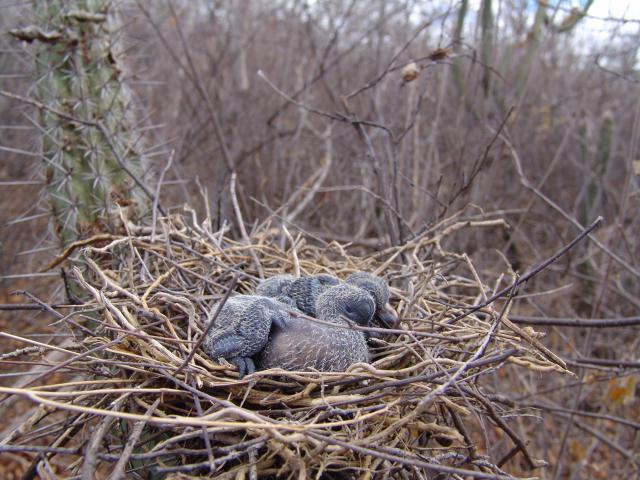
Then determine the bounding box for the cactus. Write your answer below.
[452,0,494,109]
[10,0,151,250]
[596,114,613,173]
[516,1,594,97]
[514,3,546,98]
[577,113,613,227]
[578,120,590,165]
[574,113,613,314]
[480,0,494,94]
[452,0,469,97]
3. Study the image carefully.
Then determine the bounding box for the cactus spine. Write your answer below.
[15,0,151,249]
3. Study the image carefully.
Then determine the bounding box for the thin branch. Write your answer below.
[82,395,129,480]
[135,0,234,172]
[172,273,239,376]
[151,150,174,240]
[282,226,300,277]
[444,106,514,210]
[106,397,161,480]
[503,133,640,279]
[95,120,166,216]
[257,70,341,122]
[522,402,640,430]
[561,412,639,466]
[568,357,640,369]
[509,316,640,327]
[229,172,264,278]
[444,217,603,325]
[340,95,400,245]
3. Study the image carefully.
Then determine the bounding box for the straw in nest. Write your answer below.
[0,210,574,479]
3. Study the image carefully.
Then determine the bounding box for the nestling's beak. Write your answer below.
[375,308,397,329]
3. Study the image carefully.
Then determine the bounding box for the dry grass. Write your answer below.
[0,209,575,479]
[1,2,639,479]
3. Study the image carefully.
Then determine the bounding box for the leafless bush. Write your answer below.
[1,0,639,478]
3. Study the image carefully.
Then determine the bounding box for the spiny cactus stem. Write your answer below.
[94,120,165,216]
[0,90,163,217]
[0,89,93,127]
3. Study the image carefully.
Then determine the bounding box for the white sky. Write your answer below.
[465,0,640,41]
[589,0,639,20]
[584,0,640,34]
[574,0,639,59]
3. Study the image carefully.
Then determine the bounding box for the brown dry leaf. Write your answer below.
[603,375,637,410]
[428,48,450,61]
[633,160,640,176]
[569,440,586,462]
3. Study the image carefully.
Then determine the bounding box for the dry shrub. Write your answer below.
[0,209,571,479]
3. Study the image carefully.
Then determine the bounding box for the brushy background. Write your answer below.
[0,1,638,479]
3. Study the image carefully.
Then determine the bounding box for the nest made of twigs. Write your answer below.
[1,210,572,479]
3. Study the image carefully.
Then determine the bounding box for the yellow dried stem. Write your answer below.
[2,209,572,478]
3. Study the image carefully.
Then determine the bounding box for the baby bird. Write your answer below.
[345,272,397,331]
[257,272,396,332]
[256,273,340,317]
[280,274,340,317]
[202,295,292,378]
[254,274,296,298]
[256,283,374,372]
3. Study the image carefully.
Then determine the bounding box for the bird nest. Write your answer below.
[1,209,572,479]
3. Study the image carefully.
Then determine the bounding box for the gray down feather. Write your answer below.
[202,295,292,378]
[345,272,396,330]
[280,274,339,317]
[256,283,374,371]
[345,272,389,310]
[256,271,395,330]
[254,274,296,298]
[255,273,340,316]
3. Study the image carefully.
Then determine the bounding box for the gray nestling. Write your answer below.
[256,283,374,372]
[202,295,292,378]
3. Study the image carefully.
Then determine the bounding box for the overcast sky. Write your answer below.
[590,0,639,19]
[578,0,639,38]
[574,0,639,59]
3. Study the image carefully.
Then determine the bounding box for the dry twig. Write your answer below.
[0,209,575,478]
